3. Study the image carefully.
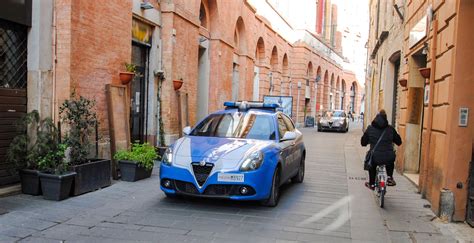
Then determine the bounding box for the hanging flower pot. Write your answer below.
[119,72,135,85]
[419,68,431,79]
[173,79,183,91]
[398,78,407,88]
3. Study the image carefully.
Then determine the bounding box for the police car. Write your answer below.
[159,101,305,206]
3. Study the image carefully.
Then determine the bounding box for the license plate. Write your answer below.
[217,173,244,182]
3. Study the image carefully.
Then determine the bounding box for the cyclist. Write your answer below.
[361,110,402,190]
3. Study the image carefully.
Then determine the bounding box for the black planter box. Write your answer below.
[118,160,153,182]
[70,159,111,196]
[38,172,76,201]
[19,169,42,196]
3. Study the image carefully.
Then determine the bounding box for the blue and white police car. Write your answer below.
[159,101,305,206]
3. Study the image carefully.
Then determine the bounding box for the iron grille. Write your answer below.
[0,19,28,89]
[174,180,199,194]
[192,162,213,186]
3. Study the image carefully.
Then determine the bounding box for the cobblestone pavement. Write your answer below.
[0,124,460,242]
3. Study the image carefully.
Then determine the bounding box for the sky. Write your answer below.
[334,0,370,85]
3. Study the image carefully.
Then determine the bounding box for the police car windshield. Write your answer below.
[190,112,276,140]
[323,111,345,118]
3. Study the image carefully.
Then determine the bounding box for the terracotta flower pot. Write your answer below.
[173,79,183,91]
[419,68,431,79]
[398,78,407,87]
[119,72,135,85]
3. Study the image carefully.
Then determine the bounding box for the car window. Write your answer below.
[333,111,345,117]
[281,114,295,131]
[277,115,288,139]
[190,112,276,140]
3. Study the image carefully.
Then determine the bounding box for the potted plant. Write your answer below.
[419,67,431,79]
[7,111,41,195]
[59,91,111,196]
[114,142,157,182]
[173,78,183,91]
[119,63,136,85]
[38,143,76,201]
[398,78,407,88]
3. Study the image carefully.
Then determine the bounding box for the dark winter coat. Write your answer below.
[361,114,402,165]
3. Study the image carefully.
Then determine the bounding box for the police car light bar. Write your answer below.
[224,101,280,111]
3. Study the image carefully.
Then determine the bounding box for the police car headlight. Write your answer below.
[162,148,173,165]
[240,151,264,171]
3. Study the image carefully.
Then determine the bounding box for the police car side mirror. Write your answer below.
[183,126,192,135]
[281,131,297,141]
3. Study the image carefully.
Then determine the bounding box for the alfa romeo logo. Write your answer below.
[200,161,206,166]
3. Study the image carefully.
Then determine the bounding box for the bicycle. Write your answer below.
[375,164,387,208]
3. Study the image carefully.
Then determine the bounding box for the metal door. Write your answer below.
[130,43,149,143]
[0,19,28,185]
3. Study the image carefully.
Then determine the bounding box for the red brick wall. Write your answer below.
[55,0,132,137]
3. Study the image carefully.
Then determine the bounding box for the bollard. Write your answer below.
[439,188,454,222]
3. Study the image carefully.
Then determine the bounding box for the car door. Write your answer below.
[277,114,293,181]
[282,114,300,175]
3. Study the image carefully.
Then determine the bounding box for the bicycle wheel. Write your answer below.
[379,189,385,208]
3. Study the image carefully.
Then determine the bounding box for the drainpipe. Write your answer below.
[52,0,57,123]
[421,19,438,195]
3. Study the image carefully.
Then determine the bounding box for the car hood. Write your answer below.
[172,136,273,170]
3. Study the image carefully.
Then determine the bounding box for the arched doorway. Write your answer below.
[323,70,329,111]
[305,62,313,121]
[341,79,346,110]
[196,0,217,120]
[315,67,322,113]
[269,46,278,95]
[350,81,358,113]
[282,54,289,96]
[232,17,247,101]
[253,37,265,101]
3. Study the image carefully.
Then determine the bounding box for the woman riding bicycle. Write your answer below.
[361,110,402,190]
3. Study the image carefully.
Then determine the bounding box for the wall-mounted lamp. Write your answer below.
[393,4,404,21]
[141,1,154,10]
[422,42,429,55]
[315,75,321,83]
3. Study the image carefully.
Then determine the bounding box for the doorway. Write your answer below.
[232,62,239,101]
[130,42,150,143]
[403,51,427,180]
[304,98,310,123]
[0,19,28,186]
[392,58,400,127]
[197,38,210,121]
[253,66,260,101]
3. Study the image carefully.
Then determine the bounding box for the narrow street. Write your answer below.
[0,124,456,242]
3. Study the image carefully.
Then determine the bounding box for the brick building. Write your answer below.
[160,0,364,142]
[0,0,364,186]
[366,0,474,222]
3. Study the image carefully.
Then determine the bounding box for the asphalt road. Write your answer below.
[0,123,456,242]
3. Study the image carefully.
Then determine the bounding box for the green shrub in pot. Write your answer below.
[59,91,111,195]
[114,143,158,182]
[6,110,58,195]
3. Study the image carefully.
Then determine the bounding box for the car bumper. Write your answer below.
[318,124,346,131]
[159,163,274,201]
